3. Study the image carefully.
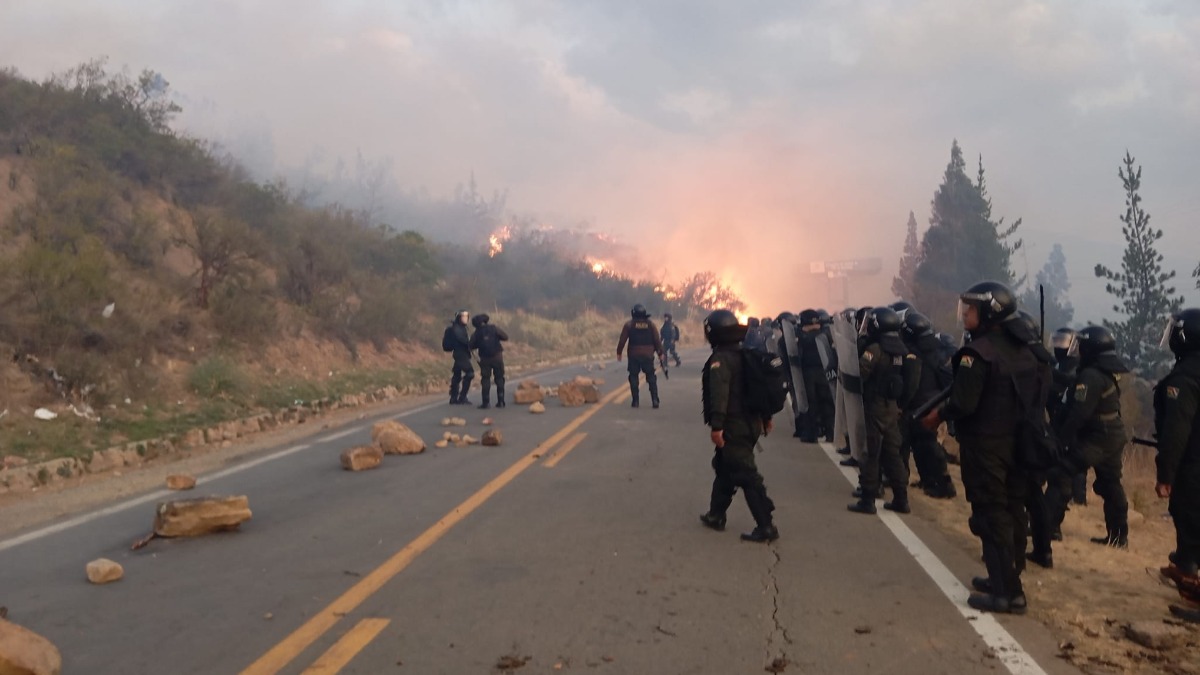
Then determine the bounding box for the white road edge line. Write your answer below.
[818,441,1049,675]
[0,400,451,552]
[317,428,362,443]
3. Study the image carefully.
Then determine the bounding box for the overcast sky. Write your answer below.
[2,0,1198,321]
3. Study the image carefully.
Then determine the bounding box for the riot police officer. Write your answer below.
[1155,308,1200,582]
[743,317,767,352]
[442,309,474,405]
[900,311,956,498]
[1048,326,1131,547]
[469,313,509,409]
[1050,327,1090,508]
[699,309,778,542]
[796,309,837,443]
[617,304,665,408]
[849,307,918,515]
[922,281,1036,614]
[661,312,682,366]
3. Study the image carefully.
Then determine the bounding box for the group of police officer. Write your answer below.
[696,281,1200,616]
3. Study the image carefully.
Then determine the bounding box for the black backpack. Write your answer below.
[475,326,501,358]
[742,350,789,416]
[1012,366,1059,471]
[441,326,456,353]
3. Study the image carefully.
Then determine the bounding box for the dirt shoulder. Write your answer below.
[916,453,1199,675]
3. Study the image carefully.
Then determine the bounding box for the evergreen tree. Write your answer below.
[1094,151,1183,375]
[1019,243,1074,331]
[913,140,1019,329]
[891,211,920,301]
[976,156,1025,290]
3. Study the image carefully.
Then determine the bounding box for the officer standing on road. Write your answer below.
[900,311,956,499]
[660,312,683,367]
[797,309,836,443]
[469,313,509,409]
[617,304,665,409]
[922,281,1036,614]
[848,307,917,515]
[1154,308,1200,582]
[442,309,474,406]
[698,309,779,543]
[1047,326,1131,548]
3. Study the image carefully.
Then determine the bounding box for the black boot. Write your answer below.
[847,495,877,514]
[740,525,779,542]
[631,395,639,408]
[1026,550,1054,569]
[648,380,660,409]
[478,394,490,409]
[652,396,660,409]
[496,389,506,408]
[1090,524,1128,548]
[837,446,851,456]
[457,375,473,406]
[699,513,726,531]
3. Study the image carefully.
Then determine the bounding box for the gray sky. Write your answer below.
[2,0,1198,321]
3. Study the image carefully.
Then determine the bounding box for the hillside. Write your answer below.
[0,60,718,461]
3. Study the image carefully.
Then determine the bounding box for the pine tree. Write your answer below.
[976,156,1025,290]
[1020,243,1074,331]
[891,211,920,301]
[913,140,1020,329]
[1094,151,1183,374]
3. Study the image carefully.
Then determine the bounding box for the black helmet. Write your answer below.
[663,312,673,320]
[704,309,748,346]
[854,306,873,330]
[1007,310,1042,346]
[1076,325,1116,362]
[889,301,916,319]
[471,313,489,328]
[816,309,832,326]
[747,317,760,328]
[1051,327,1077,359]
[631,304,649,319]
[902,311,934,340]
[775,311,796,326]
[960,281,1016,327]
[1163,308,1200,356]
[798,309,821,327]
[864,307,902,339]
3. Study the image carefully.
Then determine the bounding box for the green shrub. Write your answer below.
[187,356,246,400]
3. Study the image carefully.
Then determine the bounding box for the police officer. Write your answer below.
[617,304,665,408]
[1050,327,1090,508]
[759,317,778,355]
[796,309,836,443]
[922,281,1035,614]
[743,317,767,352]
[1154,308,1200,581]
[699,309,778,543]
[443,309,474,405]
[849,307,917,515]
[469,313,509,409]
[1048,326,1130,547]
[660,312,682,367]
[1010,310,1058,569]
[900,311,956,499]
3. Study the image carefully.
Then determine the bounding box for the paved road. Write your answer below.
[0,354,1082,674]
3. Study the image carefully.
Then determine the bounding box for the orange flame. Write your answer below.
[487,225,512,258]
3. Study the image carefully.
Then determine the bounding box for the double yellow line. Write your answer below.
[241,385,624,675]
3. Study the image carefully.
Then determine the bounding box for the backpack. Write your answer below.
[742,350,789,416]
[475,326,501,358]
[1012,367,1059,471]
[441,326,456,353]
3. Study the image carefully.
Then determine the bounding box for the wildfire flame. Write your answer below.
[487,225,512,258]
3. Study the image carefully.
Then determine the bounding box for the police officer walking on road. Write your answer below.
[442,309,474,406]
[922,281,1037,614]
[661,312,682,367]
[617,304,665,408]
[1154,308,1200,585]
[698,309,779,543]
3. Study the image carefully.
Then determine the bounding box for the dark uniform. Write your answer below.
[742,318,767,353]
[661,315,682,366]
[849,308,918,514]
[1048,349,1130,547]
[443,311,474,405]
[617,305,665,408]
[926,281,1041,612]
[797,310,836,443]
[901,313,956,498]
[469,314,509,409]
[1049,328,1090,507]
[699,309,777,542]
[1155,309,1200,578]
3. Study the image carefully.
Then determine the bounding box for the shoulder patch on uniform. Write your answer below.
[863,351,874,362]
[710,361,721,369]
[1075,383,1088,402]
[906,353,918,360]
[1167,386,1180,399]
[959,355,974,368]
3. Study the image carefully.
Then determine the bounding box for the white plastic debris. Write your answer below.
[102,302,116,318]
[34,408,58,420]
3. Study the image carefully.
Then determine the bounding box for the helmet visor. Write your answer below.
[1052,332,1079,357]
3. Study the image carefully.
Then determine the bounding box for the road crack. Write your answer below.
[765,546,793,670]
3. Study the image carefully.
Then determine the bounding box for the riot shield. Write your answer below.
[777,317,809,420]
[815,332,834,371]
[833,314,867,462]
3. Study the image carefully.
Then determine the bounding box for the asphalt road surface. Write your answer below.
[0,353,1083,675]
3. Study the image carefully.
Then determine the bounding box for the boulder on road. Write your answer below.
[0,618,62,675]
[372,421,425,455]
[529,401,546,414]
[86,558,124,585]
[153,495,253,538]
[340,446,384,471]
[558,382,586,407]
[481,430,503,446]
[513,387,543,405]
[166,474,196,491]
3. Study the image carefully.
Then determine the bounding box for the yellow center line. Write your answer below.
[542,432,588,468]
[240,385,626,675]
[300,618,391,675]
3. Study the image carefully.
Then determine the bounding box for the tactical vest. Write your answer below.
[958,331,1038,437]
[628,320,655,348]
[702,350,745,424]
[1155,355,1200,469]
